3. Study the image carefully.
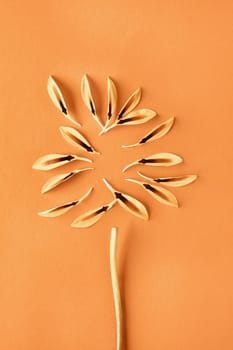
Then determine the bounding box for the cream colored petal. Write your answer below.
[125,179,179,208]
[47,76,80,126]
[118,87,141,119]
[102,177,115,194]
[71,200,116,228]
[59,126,100,154]
[116,108,156,126]
[122,117,174,148]
[38,187,93,217]
[80,74,103,128]
[122,153,183,172]
[106,77,117,126]
[101,91,149,134]
[32,153,91,171]
[41,167,93,193]
[102,178,149,220]
[138,172,198,187]
[116,192,149,220]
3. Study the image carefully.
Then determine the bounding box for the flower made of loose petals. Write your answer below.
[33,74,197,228]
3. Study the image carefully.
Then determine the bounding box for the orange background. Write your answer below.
[0,1,233,349]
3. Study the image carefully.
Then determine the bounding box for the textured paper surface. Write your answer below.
[0,1,232,349]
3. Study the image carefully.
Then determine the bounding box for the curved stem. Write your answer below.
[110,227,123,350]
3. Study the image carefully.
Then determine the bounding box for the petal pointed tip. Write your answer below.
[87,187,94,195]
[125,178,142,186]
[47,75,54,85]
[122,162,134,172]
[81,73,88,82]
[102,177,114,192]
[193,174,198,181]
[83,167,94,171]
[121,144,136,149]
[122,165,129,173]
[172,199,179,208]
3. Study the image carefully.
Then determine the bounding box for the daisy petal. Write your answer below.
[32,153,91,171]
[41,167,93,194]
[122,153,183,172]
[117,108,156,126]
[81,74,103,129]
[102,178,149,220]
[59,126,100,154]
[122,117,174,148]
[38,187,93,217]
[137,172,198,187]
[106,77,117,126]
[47,76,80,126]
[125,179,179,208]
[71,200,116,228]
[118,87,141,119]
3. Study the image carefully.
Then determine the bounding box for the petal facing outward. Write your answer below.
[122,152,183,172]
[122,117,175,148]
[105,77,117,128]
[125,179,179,208]
[47,76,80,126]
[102,178,149,220]
[118,87,141,120]
[32,153,92,171]
[41,167,93,194]
[81,74,104,129]
[102,109,156,134]
[138,172,198,187]
[59,126,100,154]
[38,187,93,217]
[71,200,117,228]
[101,87,142,134]
[116,108,156,126]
